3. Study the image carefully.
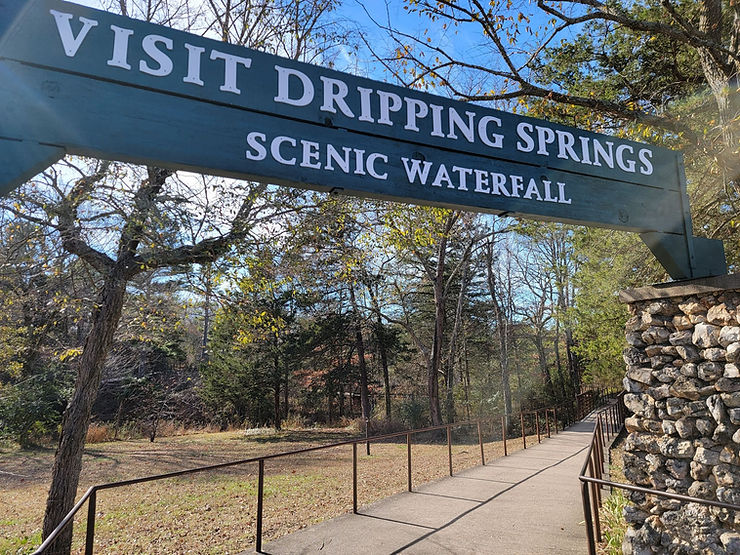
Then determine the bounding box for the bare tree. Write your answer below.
[368,0,740,232]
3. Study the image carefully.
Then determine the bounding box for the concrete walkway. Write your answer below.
[260,418,595,554]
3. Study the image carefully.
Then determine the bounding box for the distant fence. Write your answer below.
[35,394,615,555]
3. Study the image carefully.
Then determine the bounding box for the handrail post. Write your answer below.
[596,421,603,477]
[477,420,485,465]
[501,416,507,456]
[256,459,265,553]
[447,425,453,476]
[85,489,97,555]
[613,405,618,434]
[536,410,541,443]
[612,405,618,435]
[553,407,558,434]
[407,432,412,492]
[520,412,526,449]
[581,479,598,555]
[588,458,602,542]
[352,443,358,514]
[546,410,551,438]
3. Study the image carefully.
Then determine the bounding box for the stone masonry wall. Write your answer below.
[621,282,740,555]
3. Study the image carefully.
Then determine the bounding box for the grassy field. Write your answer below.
[1,424,534,555]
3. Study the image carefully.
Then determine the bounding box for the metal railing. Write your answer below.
[579,394,740,554]
[575,387,618,421]
[34,403,574,555]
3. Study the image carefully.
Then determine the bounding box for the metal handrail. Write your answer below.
[578,394,740,554]
[34,398,590,555]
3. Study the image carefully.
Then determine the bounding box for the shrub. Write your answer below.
[367,417,406,436]
[398,398,429,430]
[86,422,114,443]
[0,368,71,447]
[282,413,307,430]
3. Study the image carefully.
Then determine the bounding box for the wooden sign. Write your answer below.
[0,0,726,279]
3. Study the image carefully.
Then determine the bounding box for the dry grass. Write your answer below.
[1,425,541,555]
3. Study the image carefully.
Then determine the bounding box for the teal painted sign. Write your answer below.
[0,0,726,279]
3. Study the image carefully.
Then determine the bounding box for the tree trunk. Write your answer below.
[564,327,579,396]
[444,260,469,424]
[429,239,448,427]
[349,283,371,422]
[283,366,289,420]
[367,284,392,419]
[378,323,392,419]
[485,239,512,426]
[462,334,471,420]
[200,263,212,364]
[697,0,740,182]
[534,331,556,400]
[273,344,281,430]
[42,267,127,555]
[273,379,281,430]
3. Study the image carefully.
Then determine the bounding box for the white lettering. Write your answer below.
[430,104,445,137]
[593,140,614,168]
[452,166,472,191]
[108,25,133,69]
[274,66,314,106]
[357,87,374,122]
[300,140,322,169]
[50,10,98,58]
[558,182,572,204]
[401,158,433,184]
[183,44,205,86]
[616,144,636,172]
[246,132,267,160]
[478,116,503,149]
[474,169,490,193]
[320,77,354,118]
[556,130,579,162]
[404,98,428,132]
[523,178,543,200]
[378,91,402,125]
[516,123,535,152]
[432,164,453,188]
[139,34,173,77]
[579,137,593,165]
[491,173,510,196]
[271,136,296,165]
[325,145,351,172]
[536,126,556,155]
[353,149,366,175]
[543,180,558,202]
[511,175,524,197]
[639,149,653,175]
[447,108,476,143]
[210,50,252,94]
[367,153,388,180]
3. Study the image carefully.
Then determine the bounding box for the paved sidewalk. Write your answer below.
[260,418,595,554]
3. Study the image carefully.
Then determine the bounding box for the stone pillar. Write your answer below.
[619,275,740,555]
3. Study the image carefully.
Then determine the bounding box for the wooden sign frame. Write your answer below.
[0,0,726,279]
